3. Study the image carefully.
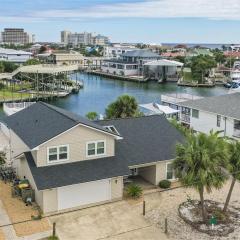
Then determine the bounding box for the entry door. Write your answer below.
[58,179,111,210]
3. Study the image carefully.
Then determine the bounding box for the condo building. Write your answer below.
[1,28,34,45]
[61,31,109,46]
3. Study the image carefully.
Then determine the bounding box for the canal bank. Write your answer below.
[0,72,229,119]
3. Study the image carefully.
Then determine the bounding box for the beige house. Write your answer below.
[1,102,184,214]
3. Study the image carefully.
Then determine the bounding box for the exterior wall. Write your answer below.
[185,110,235,138]
[156,160,173,185]
[42,189,58,213]
[36,124,116,167]
[138,165,156,185]
[41,176,123,214]
[111,176,123,200]
[18,157,43,209]
[101,65,138,76]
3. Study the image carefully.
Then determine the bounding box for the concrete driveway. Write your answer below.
[49,193,168,240]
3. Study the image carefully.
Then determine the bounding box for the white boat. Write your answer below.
[3,102,35,116]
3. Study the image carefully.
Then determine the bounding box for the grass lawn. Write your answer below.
[0,89,31,101]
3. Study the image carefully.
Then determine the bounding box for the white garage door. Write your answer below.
[58,179,111,210]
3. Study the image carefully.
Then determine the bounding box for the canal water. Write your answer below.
[0,73,229,119]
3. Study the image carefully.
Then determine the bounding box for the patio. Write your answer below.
[124,176,157,191]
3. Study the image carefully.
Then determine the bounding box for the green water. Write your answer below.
[0,73,229,118]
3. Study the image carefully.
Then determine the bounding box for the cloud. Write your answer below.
[2,0,240,22]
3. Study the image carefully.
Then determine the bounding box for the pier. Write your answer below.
[0,64,83,103]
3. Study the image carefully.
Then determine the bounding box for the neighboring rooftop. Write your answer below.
[121,49,160,58]
[3,102,120,149]
[179,92,240,119]
[0,48,32,55]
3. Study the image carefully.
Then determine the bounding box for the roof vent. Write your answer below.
[104,125,120,135]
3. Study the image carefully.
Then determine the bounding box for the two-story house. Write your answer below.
[179,92,240,139]
[1,102,184,214]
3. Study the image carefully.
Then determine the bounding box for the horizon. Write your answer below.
[1,0,240,44]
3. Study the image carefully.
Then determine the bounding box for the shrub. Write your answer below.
[48,236,59,240]
[126,184,143,198]
[159,180,171,189]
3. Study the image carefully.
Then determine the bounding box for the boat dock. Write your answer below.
[86,70,146,82]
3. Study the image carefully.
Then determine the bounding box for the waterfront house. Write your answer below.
[1,102,184,214]
[101,49,161,76]
[178,92,240,139]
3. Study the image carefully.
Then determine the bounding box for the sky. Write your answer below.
[0,0,240,44]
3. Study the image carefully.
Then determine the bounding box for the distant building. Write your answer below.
[1,28,34,45]
[0,48,32,63]
[104,44,137,58]
[46,51,103,68]
[60,31,109,46]
[92,34,109,46]
[61,30,71,45]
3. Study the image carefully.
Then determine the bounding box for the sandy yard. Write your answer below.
[145,179,240,240]
[0,229,5,240]
[0,181,50,237]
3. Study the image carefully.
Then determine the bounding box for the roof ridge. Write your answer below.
[96,114,163,122]
[38,101,80,124]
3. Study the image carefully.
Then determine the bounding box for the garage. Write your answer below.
[58,179,111,210]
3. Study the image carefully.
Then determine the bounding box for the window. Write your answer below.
[87,141,106,157]
[192,109,199,119]
[217,115,221,127]
[47,145,69,163]
[166,163,175,180]
[104,125,120,135]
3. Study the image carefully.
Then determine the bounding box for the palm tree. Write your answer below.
[105,95,142,119]
[223,141,240,213]
[174,131,228,222]
[86,112,98,121]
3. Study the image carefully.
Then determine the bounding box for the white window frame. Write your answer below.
[47,145,69,164]
[86,140,106,158]
[166,162,176,181]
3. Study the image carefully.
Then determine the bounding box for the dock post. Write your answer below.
[143,201,146,216]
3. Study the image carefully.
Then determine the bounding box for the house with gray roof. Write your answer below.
[178,92,240,138]
[1,102,184,214]
[101,49,161,77]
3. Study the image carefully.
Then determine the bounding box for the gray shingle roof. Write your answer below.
[25,152,130,190]
[3,102,119,149]
[179,93,240,120]
[121,49,160,58]
[24,114,184,190]
[96,115,185,166]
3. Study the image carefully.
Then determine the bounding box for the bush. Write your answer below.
[126,184,143,198]
[159,180,171,189]
[48,236,58,240]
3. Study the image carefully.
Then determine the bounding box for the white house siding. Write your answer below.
[36,124,116,167]
[188,110,235,138]
[138,165,156,185]
[101,65,138,76]
[156,160,173,185]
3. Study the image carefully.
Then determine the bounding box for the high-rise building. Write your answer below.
[1,28,34,44]
[61,30,71,44]
[61,31,109,46]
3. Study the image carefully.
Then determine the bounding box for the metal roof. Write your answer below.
[144,59,184,67]
[121,49,160,58]
[179,92,240,120]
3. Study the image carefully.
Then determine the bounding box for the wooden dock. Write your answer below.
[86,70,147,83]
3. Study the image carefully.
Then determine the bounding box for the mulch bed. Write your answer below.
[178,200,240,236]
